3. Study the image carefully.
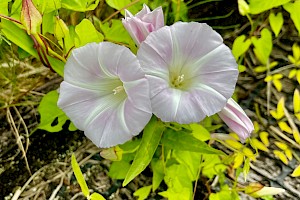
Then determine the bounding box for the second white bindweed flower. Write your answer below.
[137,22,239,124]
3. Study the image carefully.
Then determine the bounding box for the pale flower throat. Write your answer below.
[113,85,124,95]
[171,74,185,89]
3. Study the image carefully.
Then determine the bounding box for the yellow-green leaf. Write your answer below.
[289,69,297,78]
[260,132,269,147]
[293,43,300,60]
[238,0,250,16]
[295,89,300,114]
[233,152,244,169]
[284,1,300,36]
[273,74,283,79]
[100,146,123,161]
[251,28,272,65]
[190,123,210,141]
[285,149,293,161]
[254,65,267,73]
[264,75,273,82]
[242,147,255,160]
[90,192,106,200]
[297,70,300,84]
[291,165,300,177]
[253,121,260,133]
[232,35,251,60]
[278,121,293,134]
[229,133,240,140]
[238,64,247,72]
[269,12,283,37]
[251,138,269,152]
[249,0,290,15]
[243,158,250,181]
[293,130,300,144]
[74,19,104,47]
[270,97,285,120]
[275,141,288,151]
[273,150,288,165]
[225,140,244,150]
[133,185,152,200]
[71,154,89,197]
[273,79,282,92]
[54,16,69,41]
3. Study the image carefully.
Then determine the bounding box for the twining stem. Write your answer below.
[33,34,67,63]
[0,14,22,25]
[102,0,141,23]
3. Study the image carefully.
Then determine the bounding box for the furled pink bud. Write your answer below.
[122,4,164,46]
[218,98,254,142]
[21,0,42,35]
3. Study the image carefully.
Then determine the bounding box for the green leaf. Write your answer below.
[74,19,104,47]
[161,129,225,155]
[251,28,272,65]
[100,20,132,44]
[173,150,201,180]
[151,158,164,191]
[159,187,191,200]
[71,154,90,197]
[190,123,210,141]
[123,116,165,186]
[133,185,152,200]
[0,0,10,15]
[159,164,192,200]
[90,193,106,200]
[105,0,131,15]
[284,1,300,35]
[1,20,38,57]
[249,0,291,14]
[201,154,227,179]
[269,12,283,37]
[1,19,64,76]
[172,0,188,22]
[238,0,250,16]
[209,190,240,200]
[105,0,146,16]
[38,90,76,132]
[232,35,251,60]
[48,55,65,76]
[61,0,100,12]
[108,160,131,179]
[33,0,61,14]
[42,11,56,34]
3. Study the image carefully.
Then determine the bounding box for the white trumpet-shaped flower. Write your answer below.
[137,22,239,124]
[58,42,152,148]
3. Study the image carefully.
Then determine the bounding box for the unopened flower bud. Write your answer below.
[122,4,164,46]
[21,0,42,35]
[218,98,254,142]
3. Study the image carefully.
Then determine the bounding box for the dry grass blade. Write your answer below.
[6,107,32,175]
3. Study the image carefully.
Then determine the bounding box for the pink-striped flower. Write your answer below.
[57,42,152,148]
[218,98,254,141]
[137,22,239,124]
[122,4,164,46]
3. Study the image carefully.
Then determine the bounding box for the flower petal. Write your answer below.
[58,42,152,147]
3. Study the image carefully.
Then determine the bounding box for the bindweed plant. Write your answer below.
[0,0,292,199]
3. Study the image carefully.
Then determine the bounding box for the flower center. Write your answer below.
[171,74,185,88]
[113,85,124,95]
